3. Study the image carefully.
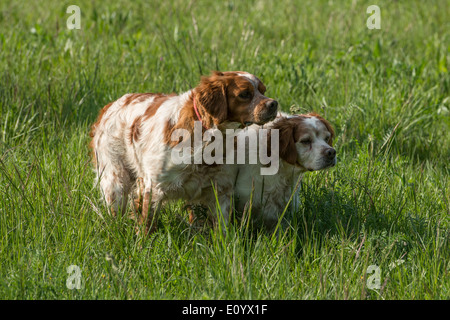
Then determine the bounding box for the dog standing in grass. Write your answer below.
[89,71,278,234]
[233,112,336,233]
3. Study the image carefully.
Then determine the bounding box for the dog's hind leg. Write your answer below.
[98,162,133,217]
[139,178,162,235]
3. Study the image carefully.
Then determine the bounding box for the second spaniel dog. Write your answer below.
[234,112,336,233]
[89,71,278,234]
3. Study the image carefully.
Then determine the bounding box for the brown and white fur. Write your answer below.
[234,112,336,233]
[89,71,278,234]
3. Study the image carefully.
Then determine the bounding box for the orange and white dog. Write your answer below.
[234,112,336,232]
[89,71,278,234]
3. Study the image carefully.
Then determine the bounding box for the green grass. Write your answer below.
[0,0,449,299]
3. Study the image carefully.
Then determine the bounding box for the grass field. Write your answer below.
[0,0,449,300]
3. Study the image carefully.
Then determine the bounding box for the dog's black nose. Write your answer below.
[266,100,278,112]
[325,148,336,159]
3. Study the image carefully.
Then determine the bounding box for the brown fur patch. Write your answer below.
[123,93,156,106]
[273,117,302,165]
[194,72,229,128]
[129,116,142,144]
[162,99,198,148]
[143,94,176,121]
[257,81,266,94]
[162,120,176,146]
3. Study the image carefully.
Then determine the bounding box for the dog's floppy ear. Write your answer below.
[194,71,228,127]
[277,119,298,165]
[319,118,335,146]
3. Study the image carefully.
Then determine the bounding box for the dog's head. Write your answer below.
[274,113,336,171]
[194,71,278,128]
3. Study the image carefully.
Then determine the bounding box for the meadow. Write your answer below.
[0,0,448,300]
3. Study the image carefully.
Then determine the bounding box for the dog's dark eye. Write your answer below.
[301,139,312,144]
[238,91,252,99]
